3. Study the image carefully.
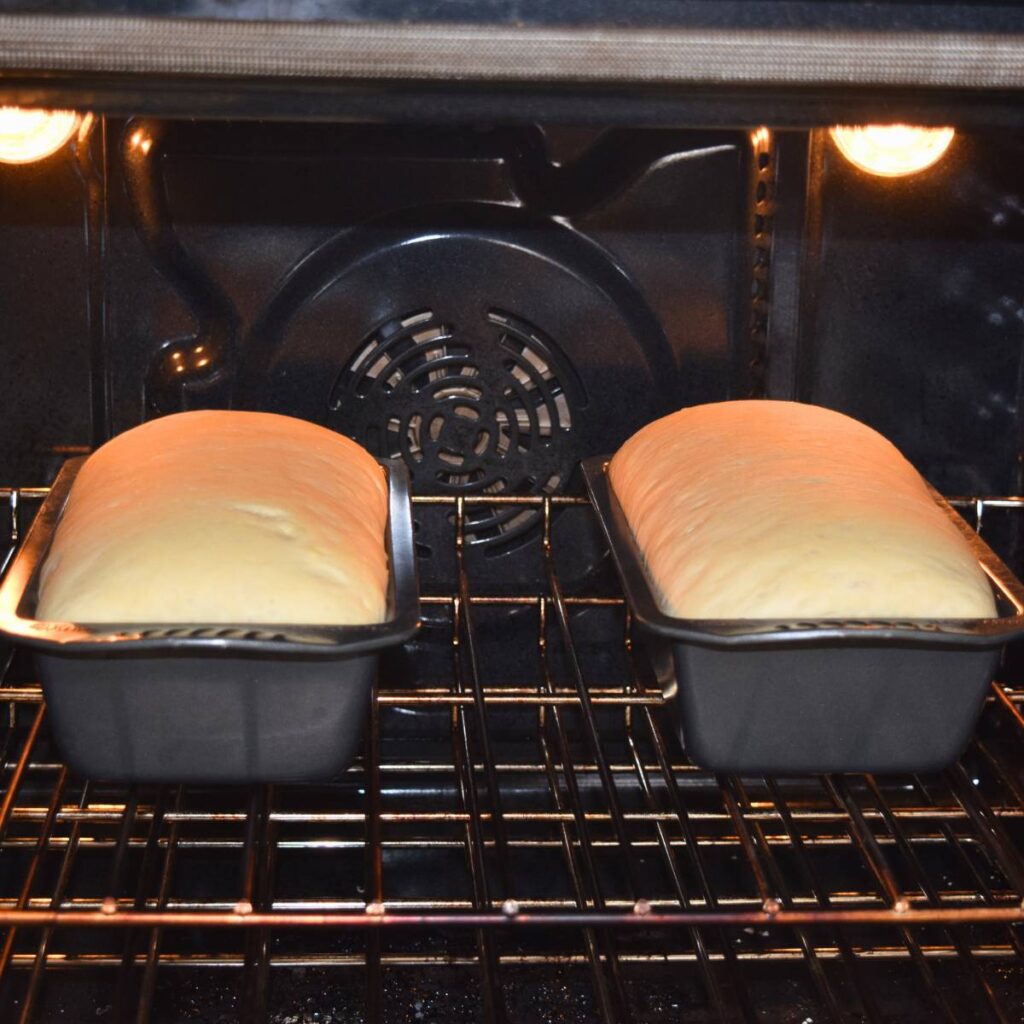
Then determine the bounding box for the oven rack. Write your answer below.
[0,487,1021,1022]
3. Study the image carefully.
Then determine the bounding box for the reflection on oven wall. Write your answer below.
[798,126,1024,499]
[1,120,1023,531]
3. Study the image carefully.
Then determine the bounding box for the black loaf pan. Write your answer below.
[0,456,419,783]
[583,456,1024,774]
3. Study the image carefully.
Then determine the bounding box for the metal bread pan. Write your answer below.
[0,456,419,783]
[583,456,1024,774]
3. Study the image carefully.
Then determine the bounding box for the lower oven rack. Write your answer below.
[0,488,1021,1022]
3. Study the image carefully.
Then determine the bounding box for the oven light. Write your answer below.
[0,107,83,165]
[129,127,152,155]
[829,124,954,177]
[750,126,770,149]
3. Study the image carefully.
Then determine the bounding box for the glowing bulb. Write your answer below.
[829,124,954,178]
[0,107,81,165]
[129,128,152,155]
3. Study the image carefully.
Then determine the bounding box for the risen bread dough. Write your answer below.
[37,411,389,625]
[608,401,996,620]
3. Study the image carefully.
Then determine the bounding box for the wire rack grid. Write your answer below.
[0,486,1021,1022]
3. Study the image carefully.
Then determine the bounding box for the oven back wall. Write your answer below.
[104,121,744,449]
[0,149,93,484]
[2,119,1023,505]
[795,127,1024,496]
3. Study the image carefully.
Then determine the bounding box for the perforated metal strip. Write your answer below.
[0,15,1023,89]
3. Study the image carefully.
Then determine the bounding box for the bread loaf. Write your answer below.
[608,401,996,620]
[37,411,389,625]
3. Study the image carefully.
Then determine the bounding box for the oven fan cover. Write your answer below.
[329,307,577,552]
[236,205,676,562]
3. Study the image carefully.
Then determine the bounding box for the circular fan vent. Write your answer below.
[329,308,581,551]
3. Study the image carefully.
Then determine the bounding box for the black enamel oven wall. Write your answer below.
[2,121,1024,511]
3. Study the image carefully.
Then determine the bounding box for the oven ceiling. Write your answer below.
[0,1,1024,124]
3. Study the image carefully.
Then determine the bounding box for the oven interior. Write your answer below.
[0,117,1023,1022]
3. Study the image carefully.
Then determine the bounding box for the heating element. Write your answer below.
[0,487,1022,1022]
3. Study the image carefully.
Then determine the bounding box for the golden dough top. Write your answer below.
[609,400,996,620]
[37,410,389,625]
